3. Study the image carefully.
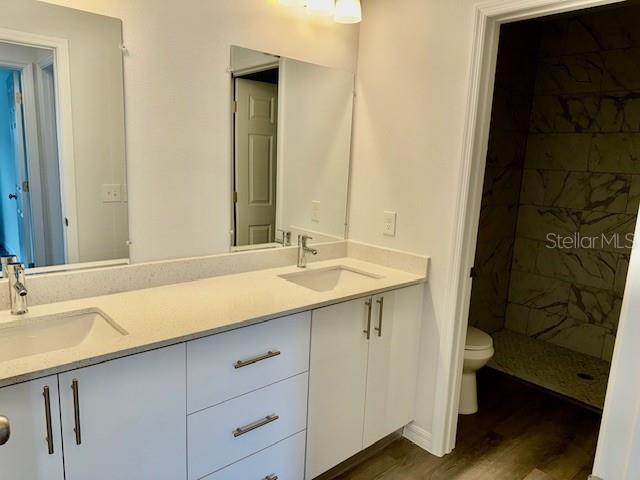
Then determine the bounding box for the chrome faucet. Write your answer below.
[1,255,17,277]
[297,235,318,268]
[6,262,28,315]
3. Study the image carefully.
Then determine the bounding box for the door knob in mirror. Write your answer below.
[0,415,10,445]
[8,194,17,200]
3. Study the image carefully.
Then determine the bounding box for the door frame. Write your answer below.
[0,27,79,264]
[435,0,629,460]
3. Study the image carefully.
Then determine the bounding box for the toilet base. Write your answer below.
[459,371,478,415]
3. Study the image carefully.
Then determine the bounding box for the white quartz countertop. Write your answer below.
[0,258,425,387]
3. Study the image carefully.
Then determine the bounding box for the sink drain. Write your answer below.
[577,372,595,381]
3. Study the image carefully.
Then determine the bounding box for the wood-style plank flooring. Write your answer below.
[333,370,601,480]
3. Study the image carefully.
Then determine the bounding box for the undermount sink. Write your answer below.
[0,308,128,363]
[279,265,383,292]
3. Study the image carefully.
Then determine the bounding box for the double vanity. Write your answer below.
[0,252,427,480]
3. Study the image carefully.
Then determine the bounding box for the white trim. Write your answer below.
[0,28,80,264]
[403,423,433,453]
[435,0,628,458]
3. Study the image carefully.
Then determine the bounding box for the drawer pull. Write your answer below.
[43,386,54,455]
[363,299,373,339]
[233,414,279,437]
[264,475,278,480]
[234,350,281,369]
[71,379,82,445]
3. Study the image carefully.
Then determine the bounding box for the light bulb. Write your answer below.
[307,0,335,16]
[279,0,305,6]
[334,0,361,23]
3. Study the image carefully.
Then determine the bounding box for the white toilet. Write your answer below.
[459,326,494,415]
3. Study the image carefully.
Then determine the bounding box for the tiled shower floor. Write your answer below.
[488,329,610,409]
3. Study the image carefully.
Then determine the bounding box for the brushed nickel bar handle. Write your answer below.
[363,299,373,340]
[375,297,384,337]
[264,475,279,480]
[71,379,81,445]
[234,350,281,369]
[0,415,9,446]
[233,414,279,438]
[43,386,54,455]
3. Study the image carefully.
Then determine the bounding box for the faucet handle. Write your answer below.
[1,256,18,277]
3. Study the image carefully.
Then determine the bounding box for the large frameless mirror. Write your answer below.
[0,0,128,274]
[230,46,354,251]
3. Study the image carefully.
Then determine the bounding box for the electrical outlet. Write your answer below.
[102,184,122,203]
[312,200,321,223]
[383,211,397,236]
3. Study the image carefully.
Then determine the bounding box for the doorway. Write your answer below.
[445,1,640,478]
[232,67,279,248]
[0,41,64,268]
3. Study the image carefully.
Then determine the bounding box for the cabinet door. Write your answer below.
[0,375,64,480]
[363,284,424,447]
[306,297,371,479]
[59,344,187,480]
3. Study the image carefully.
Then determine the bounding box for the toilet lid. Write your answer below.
[466,326,493,351]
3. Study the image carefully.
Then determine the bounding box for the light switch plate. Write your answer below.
[102,184,122,203]
[383,211,397,236]
[312,200,321,223]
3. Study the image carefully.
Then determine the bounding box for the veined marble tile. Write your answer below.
[491,88,536,132]
[578,6,640,51]
[477,203,519,245]
[628,175,640,214]
[481,166,524,207]
[516,205,581,242]
[602,48,640,92]
[469,278,509,333]
[474,235,515,276]
[512,237,540,273]
[527,306,569,337]
[602,334,616,362]
[521,169,630,213]
[614,255,630,296]
[538,19,569,58]
[525,133,591,171]
[568,284,622,331]
[508,270,571,310]
[579,210,636,254]
[535,247,617,290]
[486,130,528,168]
[589,134,640,174]
[505,302,530,334]
[539,318,608,359]
[535,53,604,95]
[530,93,640,133]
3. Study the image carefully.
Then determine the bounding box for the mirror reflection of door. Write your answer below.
[0,42,64,268]
[233,72,279,247]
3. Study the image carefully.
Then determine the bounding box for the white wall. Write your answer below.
[41,0,360,262]
[349,0,475,440]
[278,57,354,240]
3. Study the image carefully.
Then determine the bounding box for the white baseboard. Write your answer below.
[403,423,442,457]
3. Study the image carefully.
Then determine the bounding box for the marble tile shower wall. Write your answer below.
[468,24,539,334]
[505,6,640,362]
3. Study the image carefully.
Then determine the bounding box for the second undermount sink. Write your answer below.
[279,265,383,292]
[0,308,128,363]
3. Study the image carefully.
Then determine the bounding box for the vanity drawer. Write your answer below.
[201,431,306,480]
[187,373,308,480]
[187,312,310,413]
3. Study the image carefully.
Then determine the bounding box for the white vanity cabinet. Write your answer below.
[0,376,65,480]
[58,344,187,480]
[306,284,424,478]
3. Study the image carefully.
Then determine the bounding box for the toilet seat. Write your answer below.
[465,326,493,351]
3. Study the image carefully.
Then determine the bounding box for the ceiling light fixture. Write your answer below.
[334,0,362,24]
[279,0,361,24]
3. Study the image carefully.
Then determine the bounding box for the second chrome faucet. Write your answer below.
[2,256,28,315]
[297,235,318,268]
